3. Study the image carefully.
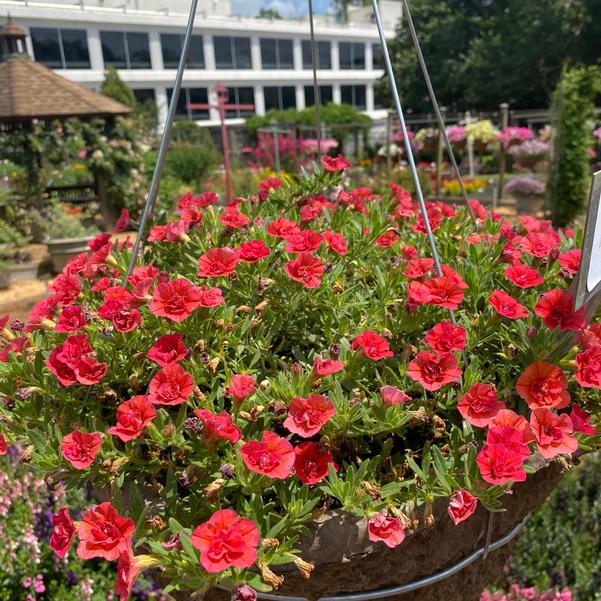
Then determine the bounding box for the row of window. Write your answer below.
[30,27,384,71]
[131,84,368,120]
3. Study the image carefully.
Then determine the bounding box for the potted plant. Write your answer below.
[44,203,98,273]
[0,160,599,601]
[505,177,547,214]
[508,140,550,171]
[466,120,499,151]
[0,221,38,285]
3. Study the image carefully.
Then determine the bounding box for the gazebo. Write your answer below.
[0,16,132,225]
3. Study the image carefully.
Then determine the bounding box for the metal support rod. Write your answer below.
[401,0,477,224]
[371,0,457,324]
[498,102,509,199]
[236,513,530,601]
[124,0,199,280]
[308,0,322,158]
[273,125,281,175]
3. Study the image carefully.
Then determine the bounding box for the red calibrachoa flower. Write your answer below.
[108,396,157,442]
[535,290,586,331]
[50,508,76,558]
[49,273,81,306]
[322,154,352,171]
[191,509,259,573]
[285,230,323,253]
[225,374,256,402]
[457,383,505,427]
[476,442,527,485]
[374,230,398,248]
[198,247,240,277]
[530,409,578,459]
[516,361,570,410]
[258,177,282,200]
[74,355,108,385]
[198,286,224,308]
[558,248,581,276]
[424,321,467,353]
[193,409,242,443]
[285,253,325,289]
[266,217,300,238]
[503,264,544,288]
[239,240,270,262]
[570,405,595,435]
[47,334,106,387]
[352,330,393,361]
[379,385,411,406]
[490,409,535,444]
[61,430,103,470]
[408,277,465,310]
[115,550,142,601]
[486,425,531,461]
[313,356,344,378]
[147,334,187,367]
[488,290,528,319]
[240,431,295,479]
[55,305,87,333]
[77,502,135,561]
[518,231,560,258]
[0,337,29,362]
[403,258,434,279]
[407,352,461,391]
[0,433,6,455]
[575,345,601,389]
[220,206,249,229]
[323,230,348,255]
[294,442,338,485]
[283,394,336,437]
[367,510,405,548]
[149,278,203,322]
[447,489,478,525]
[148,364,194,406]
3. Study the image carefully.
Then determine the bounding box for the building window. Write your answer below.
[161,33,204,69]
[304,85,333,107]
[372,43,384,69]
[133,89,156,103]
[260,38,294,69]
[341,85,366,110]
[167,87,209,120]
[100,31,151,69]
[30,27,90,69]
[264,86,296,111]
[213,36,252,69]
[225,87,255,118]
[301,40,331,70]
[339,42,365,70]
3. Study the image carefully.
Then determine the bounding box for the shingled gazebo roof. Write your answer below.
[0,18,131,123]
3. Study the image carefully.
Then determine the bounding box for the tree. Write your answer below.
[376,0,598,112]
[100,65,136,108]
[257,7,282,19]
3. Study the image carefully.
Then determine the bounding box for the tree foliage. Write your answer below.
[100,65,136,108]
[257,7,282,19]
[376,0,600,111]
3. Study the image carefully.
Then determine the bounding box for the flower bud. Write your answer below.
[163,423,175,437]
[183,417,202,434]
[330,343,342,358]
[236,305,252,315]
[290,362,303,374]
[162,533,182,551]
[232,584,257,601]
[204,479,225,503]
[146,515,166,530]
[259,379,270,391]
[219,463,235,480]
[194,339,206,353]
[192,386,206,402]
[332,283,344,294]
[255,300,269,313]
[267,400,287,416]
[10,319,24,332]
[207,358,220,373]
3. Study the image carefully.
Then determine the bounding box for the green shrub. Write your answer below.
[548,65,601,226]
[164,145,216,185]
[508,452,601,600]
[171,120,215,146]
[100,65,136,108]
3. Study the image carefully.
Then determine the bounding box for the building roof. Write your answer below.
[0,17,27,38]
[0,55,132,122]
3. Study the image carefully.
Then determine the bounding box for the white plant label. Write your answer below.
[587,187,601,292]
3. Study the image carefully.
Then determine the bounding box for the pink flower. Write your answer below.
[108,396,156,442]
[312,356,344,378]
[149,278,203,322]
[225,374,256,402]
[193,409,241,443]
[447,489,478,525]
[407,352,461,391]
[530,409,577,459]
[570,405,595,435]
[61,431,103,470]
[294,442,338,485]
[352,331,393,361]
[367,510,405,548]
[240,431,295,479]
[458,383,505,427]
[285,253,325,289]
[283,394,336,437]
[198,247,240,277]
[322,154,352,171]
[148,364,194,406]
[379,385,411,406]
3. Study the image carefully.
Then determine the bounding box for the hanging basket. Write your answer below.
[201,462,563,601]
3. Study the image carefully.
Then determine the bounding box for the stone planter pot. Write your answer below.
[512,193,545,215]
[45,236,94,274]
[201,462,563,601]
[7,261,40,283]
[0,270,10,290]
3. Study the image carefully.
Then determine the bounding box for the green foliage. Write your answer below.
[0,221,27,246]
[257,7,282,18]
[171,120,215,146]
[548,65,601,226]
[100,65,136,108]
[508,453,601,600]
[376,0,598,111]
[45,204,98,240]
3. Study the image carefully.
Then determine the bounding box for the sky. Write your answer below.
[231,0,333,18]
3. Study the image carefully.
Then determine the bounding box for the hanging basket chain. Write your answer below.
[401,0,477,225]
[124,0,200,282]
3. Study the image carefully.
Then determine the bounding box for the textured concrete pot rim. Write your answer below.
[44,234,96,246]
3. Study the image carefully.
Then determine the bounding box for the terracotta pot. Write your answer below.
[512,194,545,215]
[201,462,563,601]
[45,235,94,274]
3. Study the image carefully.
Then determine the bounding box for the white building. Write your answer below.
[1,0,400,127]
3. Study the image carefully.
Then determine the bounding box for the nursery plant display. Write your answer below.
[0,156,599,600]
